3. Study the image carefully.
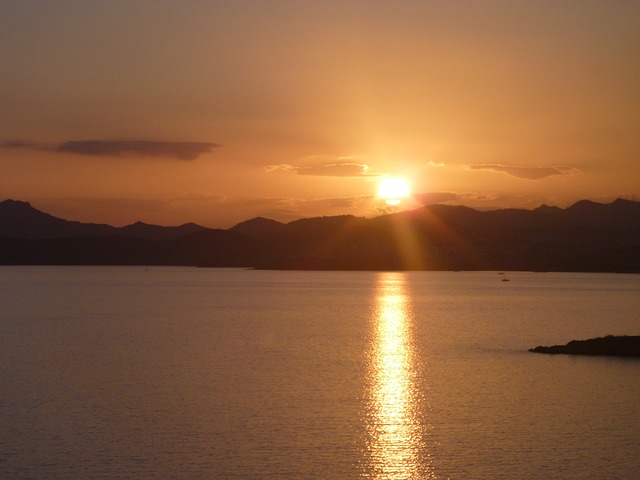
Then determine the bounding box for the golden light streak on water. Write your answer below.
[363,272,434,479]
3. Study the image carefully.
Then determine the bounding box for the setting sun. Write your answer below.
[377,178,411,205]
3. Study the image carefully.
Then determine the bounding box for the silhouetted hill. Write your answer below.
[1,198,639,271]
[229,217,285,236]
[0,200,117,238]
[117,221,209,241]
[252,215,372,270]
[0,199,209,240]
[248,199,640,271]
[564,198,640,230]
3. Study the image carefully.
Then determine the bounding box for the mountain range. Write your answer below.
[1,198,639,272]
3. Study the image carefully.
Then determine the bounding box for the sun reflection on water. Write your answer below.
[364,272,434,479]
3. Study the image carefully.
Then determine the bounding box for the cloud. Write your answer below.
[265,162,380,177]
[2,139,220,160]
[413,192,461,204]
[413,191,510,208]
[56,140,219,160]
[56,196,170,212]
[225,194,375,224]
[468,164,581,180]
[170,192,226,204]
[235,194,369,211]
[324,196,363,208]
[263,164,297,174]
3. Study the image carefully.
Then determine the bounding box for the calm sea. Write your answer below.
[0,267,638,479]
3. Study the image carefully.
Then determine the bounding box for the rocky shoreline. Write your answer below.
[529,335,640,357]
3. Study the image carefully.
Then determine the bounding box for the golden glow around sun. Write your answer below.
[377,178,411,205]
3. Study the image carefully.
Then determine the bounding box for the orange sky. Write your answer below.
[1,1,639,227]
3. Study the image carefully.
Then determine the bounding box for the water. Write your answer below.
[0,267,638,479]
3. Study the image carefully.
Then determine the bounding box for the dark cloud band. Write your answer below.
[2,139,219,160]
[56,140,219,160]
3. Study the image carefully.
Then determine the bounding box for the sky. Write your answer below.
[1,1,639,228]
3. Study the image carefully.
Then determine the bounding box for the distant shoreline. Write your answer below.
[2,198,639,272]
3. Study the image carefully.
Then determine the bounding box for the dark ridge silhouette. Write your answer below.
[0,199,210,240]
[117,221,208,241]
[1,198,639,270]
[564,198,640,230]
[529,336,640,357]
[0,199,117,238]
[249,200,640,272]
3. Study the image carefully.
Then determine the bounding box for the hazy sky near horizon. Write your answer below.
[1,1,639,227]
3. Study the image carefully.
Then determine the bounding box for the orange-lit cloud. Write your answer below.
[414,191,506,206]
[468,164,582,180]
[265,162,379,177]
[413,192,461,204]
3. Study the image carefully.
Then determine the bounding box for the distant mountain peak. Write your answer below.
[1,199,33,209]
[534,204,563,214]
[568,199,601,210]
[612,197,638,206]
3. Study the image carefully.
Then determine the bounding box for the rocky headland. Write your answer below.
[529,335,640,357]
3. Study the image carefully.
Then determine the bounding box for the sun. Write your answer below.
[377,178,411,205]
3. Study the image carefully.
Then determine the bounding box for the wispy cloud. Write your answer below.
[265,162,379,177]
[413,191,506,208]
[227,194,374,223]
[2,139,220,160]
[413,192,461,204]
[468,164,581,180]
